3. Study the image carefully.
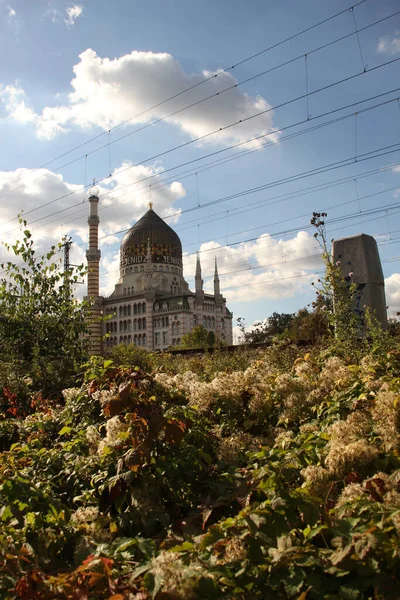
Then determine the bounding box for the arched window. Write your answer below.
[142,302,146,313]
[166,316,169,326]
[143,334,147,346]
[134,304,137,315]
[134,319,137,331]
[134,334,137,346]
[128,305,131,316]
[143,317,146,329]
[127,319,131,331]
[212,317,215,328]
[138,334,142,346]
[119,306,123,317]
[159,266,163,272]
[128,335,131,344]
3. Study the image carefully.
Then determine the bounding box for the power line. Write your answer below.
[6,86,399,240]
[0,0,369,199]
[1,53,399,232]
[6,5,394,202]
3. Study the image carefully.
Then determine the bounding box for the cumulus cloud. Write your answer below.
[0,84,38,125]
[0,161,186,298]
[183,231,322,302]
[0,48,276,147]
[384,273,400,315]
[377,32,400,55]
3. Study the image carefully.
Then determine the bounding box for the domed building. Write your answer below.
[85,188,233,353]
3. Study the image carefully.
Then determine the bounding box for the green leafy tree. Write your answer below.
[237,312,294,344]
[178,325,218,349]
[0,218,90,396]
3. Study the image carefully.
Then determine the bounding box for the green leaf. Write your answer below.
[58,426,72,436]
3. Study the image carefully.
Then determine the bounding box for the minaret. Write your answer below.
[195,252,204,302]
[85,181,102,355]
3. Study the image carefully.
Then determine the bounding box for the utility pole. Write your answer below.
[61,236,73,292]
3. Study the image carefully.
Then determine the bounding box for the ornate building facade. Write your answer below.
[85,188,233,353]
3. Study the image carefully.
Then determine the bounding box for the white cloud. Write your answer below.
[0,161,186,298]
[0,48,276,147]
[384,273,400,315]
[64,4,83,26]
[43,3,83,27]
[7,5,16,18]
[377,32,400,55]
[0,84,38,125]
[183,231,322,302]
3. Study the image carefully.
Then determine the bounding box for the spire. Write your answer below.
[214,256,220,298]
[195,252,203,297]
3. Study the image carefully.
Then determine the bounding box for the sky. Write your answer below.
[0,0,400,332]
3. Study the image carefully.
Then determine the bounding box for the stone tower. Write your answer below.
[332,233,388,330]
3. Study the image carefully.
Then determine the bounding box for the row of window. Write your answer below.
[106,318,147,333]
[203,316,215,329]
[107,334,147,347]
[154,331,169,345]
[106,303,147,317]
[124,265,180,275]
[154,316,169,329]
[203,303,215,312]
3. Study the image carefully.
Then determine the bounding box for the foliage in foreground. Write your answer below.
[0,340,400,599]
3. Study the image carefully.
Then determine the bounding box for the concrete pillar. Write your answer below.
[332,233,387,330]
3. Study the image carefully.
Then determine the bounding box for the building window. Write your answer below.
[155,332,160,345]
[163,331,168,345]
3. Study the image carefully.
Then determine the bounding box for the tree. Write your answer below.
[237,312,294,344]
[0,218,90,396]
[178,325,217,349]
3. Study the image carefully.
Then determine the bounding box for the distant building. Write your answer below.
[85,187,233,353]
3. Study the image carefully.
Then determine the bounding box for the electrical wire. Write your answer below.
[0,0,369,199]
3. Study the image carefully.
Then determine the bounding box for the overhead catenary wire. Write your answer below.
[0,0,369,199]
[1,47,399,233]
[3,84,399,238]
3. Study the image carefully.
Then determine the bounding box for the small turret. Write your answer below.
[214,256,221,299]
[195,252,204,301]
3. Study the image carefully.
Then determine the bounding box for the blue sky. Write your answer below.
[1,0,400,329]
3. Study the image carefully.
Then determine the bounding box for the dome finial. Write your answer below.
[89,178,99,197]
[149,201,153,210]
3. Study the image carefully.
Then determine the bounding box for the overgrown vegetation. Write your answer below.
[0,219,90,404]
[0,222,399,598]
